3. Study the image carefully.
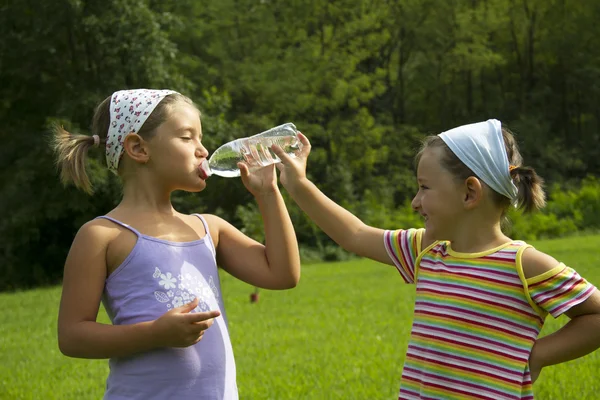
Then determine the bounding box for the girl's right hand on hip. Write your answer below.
[152,297,221,348]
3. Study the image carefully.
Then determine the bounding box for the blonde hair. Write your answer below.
[416,127,546,213]
[52,92,195,194]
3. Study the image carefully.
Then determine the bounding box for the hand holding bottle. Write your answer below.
[238,162,278,197]
[271,132,311,192]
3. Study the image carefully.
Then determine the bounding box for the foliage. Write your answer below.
[507,176,600,240]
[1,0,600,289]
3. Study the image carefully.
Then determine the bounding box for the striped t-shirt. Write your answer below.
[384,228,596,400]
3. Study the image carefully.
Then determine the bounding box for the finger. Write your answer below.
[297,132,310,146]
[271,144,295,165]
[296,132,311,156]
[191,319,215,332]
[176,297,199,313]
[238,162,249,178]
[187,309,221,323]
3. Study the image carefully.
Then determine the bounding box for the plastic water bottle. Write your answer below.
[201,123,303,178]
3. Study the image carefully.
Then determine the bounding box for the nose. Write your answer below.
[411,193,420,211]
[196,142,209,158]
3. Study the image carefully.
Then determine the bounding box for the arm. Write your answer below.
[208,163,300,290]
[272,132,417,264]
[523,248,600,381]
[58,221,219,359]
[284,177,391,264]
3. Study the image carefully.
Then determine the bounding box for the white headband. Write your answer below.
[106,89,177,173]
[438,119,518,203]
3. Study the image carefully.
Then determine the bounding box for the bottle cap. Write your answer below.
[200,159,212,178]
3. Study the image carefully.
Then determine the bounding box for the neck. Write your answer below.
[119,174,175,215]
[449,213,509,253]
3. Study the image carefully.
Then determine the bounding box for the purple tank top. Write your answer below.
[98,214,238,400]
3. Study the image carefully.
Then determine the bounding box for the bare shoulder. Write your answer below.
[76,218,119,242]
[521,246,561,280]
[198,213,222,225]
[75,218,121,245]
[196,213,227,245]
[197,213,226,231]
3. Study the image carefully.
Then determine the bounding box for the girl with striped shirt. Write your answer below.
[271,119,600,399]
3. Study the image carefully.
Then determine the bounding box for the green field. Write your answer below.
[1,235,599,399]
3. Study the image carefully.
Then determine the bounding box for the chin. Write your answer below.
[178,180,207,193]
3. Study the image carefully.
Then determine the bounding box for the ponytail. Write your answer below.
[501,127,546,213]
[51,124,102,194]
[510,165,546,213]
[52,95,111,194]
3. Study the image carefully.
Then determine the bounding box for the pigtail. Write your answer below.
[51,124,99,194]
[510,166,546,213]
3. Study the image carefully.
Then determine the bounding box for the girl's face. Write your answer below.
[146,102,210,192]
[411,146,465,240]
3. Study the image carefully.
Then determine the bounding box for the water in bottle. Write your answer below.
[201,123,302,178]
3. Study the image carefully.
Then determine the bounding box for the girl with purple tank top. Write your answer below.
[53,89,301,400]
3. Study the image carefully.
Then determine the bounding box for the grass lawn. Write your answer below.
[1,235,599,399]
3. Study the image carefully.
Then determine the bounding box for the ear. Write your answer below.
[122,132,150,164]
[463,176,483,209]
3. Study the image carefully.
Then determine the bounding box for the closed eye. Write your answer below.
[420,185,429,190]
[181,137,192,141]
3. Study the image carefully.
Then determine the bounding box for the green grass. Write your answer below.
[1,235,599,399]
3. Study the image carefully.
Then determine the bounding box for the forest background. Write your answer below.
[1,0,599,291]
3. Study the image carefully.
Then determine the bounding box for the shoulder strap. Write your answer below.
[192,214,216,258]
[95,216,141,237]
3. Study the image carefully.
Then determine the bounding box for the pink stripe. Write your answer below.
[385,232,411,282]
[551,286,596,316]
[411,323,532,354]
[407,343,524,377]
[415,307,537,342]
[418,286,537,320]
[481,253,519,262]
[407,353,522,384]
[411,330,527,360]
[417,300,537,330]
[418,278,524,302]
[421,259,521,282]
[403,367,520,399]
[421,260,523,288]
[532,277,585,304]
[402,376,495,399]
[419,279,532,308]
[528,266,567,288]
[399,231,415,281]
[428,246,446,256]
[398,388,424,399]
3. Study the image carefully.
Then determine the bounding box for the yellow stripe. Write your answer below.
[445,240,514,258]
[515,245,546,315]
[411,333,525,368]
[404,355,519,393]
[526,263,566,285]
[411,336,522,371]
[416,312,536,353]
[414,236,441,281]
